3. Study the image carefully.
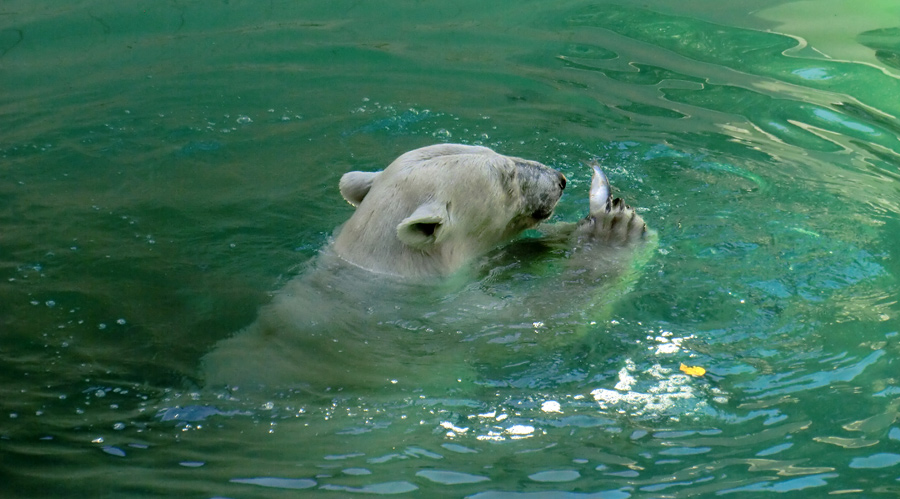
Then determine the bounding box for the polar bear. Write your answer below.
[201,144,649,392]
[333,144,569,277]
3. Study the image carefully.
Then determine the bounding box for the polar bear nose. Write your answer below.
[531,207,554,220]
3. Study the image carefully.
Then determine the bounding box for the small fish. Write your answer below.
[589,162,611,216]
[580,162,648,242]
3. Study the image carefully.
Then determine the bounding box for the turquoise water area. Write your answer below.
[2,0,900,497]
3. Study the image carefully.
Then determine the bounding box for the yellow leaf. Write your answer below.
[680,363,706,377]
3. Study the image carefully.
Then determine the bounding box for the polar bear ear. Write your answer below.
[339,171,380,207]
[397,201,448,249]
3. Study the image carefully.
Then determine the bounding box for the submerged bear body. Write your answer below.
[202,144,650,392]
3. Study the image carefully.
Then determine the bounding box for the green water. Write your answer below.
[2,0,900,497]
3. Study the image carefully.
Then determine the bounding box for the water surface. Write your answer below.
[2,0,900,497]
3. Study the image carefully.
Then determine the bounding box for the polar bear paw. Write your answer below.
[574,164,647,246]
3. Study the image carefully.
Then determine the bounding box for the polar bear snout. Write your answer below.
[531,206,555,221]
[513,161,566,223]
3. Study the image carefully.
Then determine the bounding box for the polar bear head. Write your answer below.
[333,144,567,278]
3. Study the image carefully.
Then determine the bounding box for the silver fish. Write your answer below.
[589,162,611,215]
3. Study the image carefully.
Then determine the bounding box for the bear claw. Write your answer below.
[578,164,647,245]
